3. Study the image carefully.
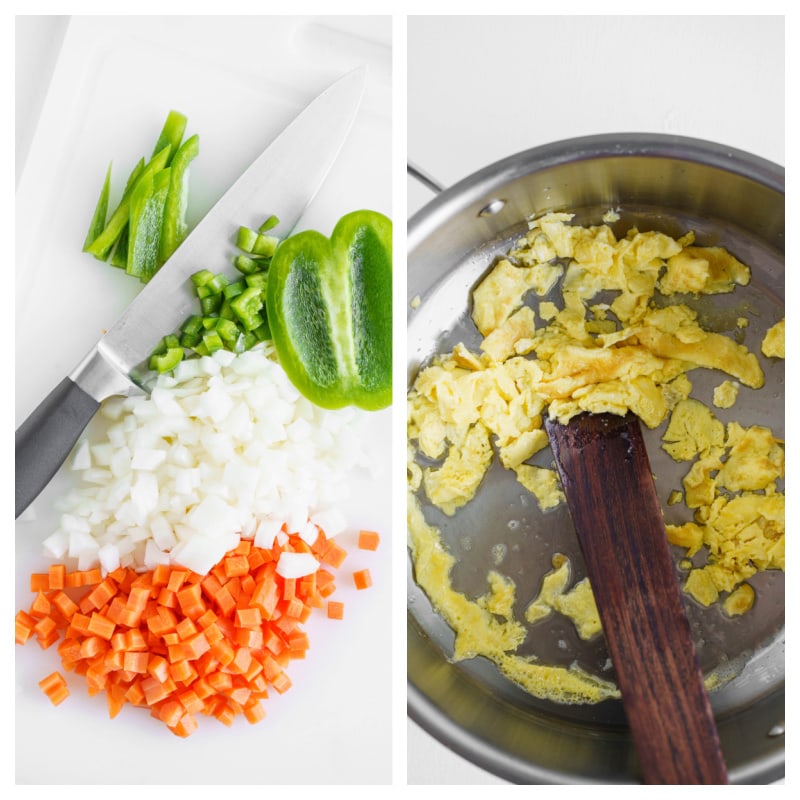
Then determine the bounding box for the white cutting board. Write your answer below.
[15,16,393,785]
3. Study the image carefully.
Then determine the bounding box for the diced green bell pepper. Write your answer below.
[265,209,392,411]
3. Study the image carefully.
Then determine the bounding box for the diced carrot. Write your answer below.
[157,698,184,728]
[322,541,348,569]
[235,606,261,628]
[152,564,172,587]
[271,671,292,694]
[39,671,69,706]
[327,601,344,620]
[80,636,106,660]
[157,588,178,608]
[30,591,51,619]
[16,528,354,735]
[176,582,205,619]
[213,702,236,728]
[123,650,149,674]
[36,623,61,650]
[147,654,170,683]
[358,530,381,551]
[51,591,79,621]
[243,699,266,724]
[85,578,118,611]
[316,569,337,598]
[175,616,198,641]
[166,569,189,593]
[88,611,115,640]
[33,615,58,642]
[30,573,51,592]
[83,568,103,585]
[168,658,196,685]
[353,569,373,590]
[284,597,305,620]
[141,675,171,706]
[182,631,210,660]
[15,610,36,644]
[224,554,249,578]
[64,570,84,589]
[48,564,67,591]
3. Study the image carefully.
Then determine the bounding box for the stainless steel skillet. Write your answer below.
[406,134,785,784]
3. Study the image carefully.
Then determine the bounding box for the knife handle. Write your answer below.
[15,377,99,519]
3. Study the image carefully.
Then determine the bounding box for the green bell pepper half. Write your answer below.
[265,209,392,411]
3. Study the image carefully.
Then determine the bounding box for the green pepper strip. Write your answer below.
[127,167,172,283]
[151,110,187,160]
[82,162,112,252]
[108,157,146,268]
[159,133,199,264]
[265,209,392,411]
[86,145,172,261]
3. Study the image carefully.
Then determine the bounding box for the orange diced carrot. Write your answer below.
[182,632,210,661]
[353,568,373,590]
[51,591,79,621]
[147,654,170,683]
[48,564,67,591]
[87,612,115,640]
[39,671,69,706]
[224,554,249,578]
[123,650,149,674]
[358,530,381,551]
[243,699,266,724]
[15,610,36,644]
[327,601,344,620]
[33,615,58,642]
[30,591,51,619]
[271,671,292,694]
[234,605,262,628]
[322,541,347,569]
[167,569,189,593]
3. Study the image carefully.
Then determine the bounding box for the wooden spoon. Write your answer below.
[544,411,729,785]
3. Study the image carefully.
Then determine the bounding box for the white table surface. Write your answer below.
[407,13,786,786]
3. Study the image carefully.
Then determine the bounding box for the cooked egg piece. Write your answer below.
[761,318,785,359]
[713,380,739,409]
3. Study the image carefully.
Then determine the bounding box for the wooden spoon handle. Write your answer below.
[545,412,729,785]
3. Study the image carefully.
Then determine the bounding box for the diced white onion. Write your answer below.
[71,440,92,470]
[47,345,367,575]
[276,551,319,579]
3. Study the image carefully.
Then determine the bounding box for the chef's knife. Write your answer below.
[16,66,367,519]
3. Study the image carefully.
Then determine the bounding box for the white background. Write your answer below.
[14,8,791,789]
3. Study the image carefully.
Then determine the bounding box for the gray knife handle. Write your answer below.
[15,377,99,519]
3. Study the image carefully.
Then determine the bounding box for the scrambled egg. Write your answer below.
[663,403,784,606]
[713,380,740,409]
[761,318,785,359]
[524,554,602,640]
[408,495,619,703]
[407,212,783,705]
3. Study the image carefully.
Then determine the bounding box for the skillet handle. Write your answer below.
[407,162,445,194]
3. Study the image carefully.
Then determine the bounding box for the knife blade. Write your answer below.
[15,66,367,519]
